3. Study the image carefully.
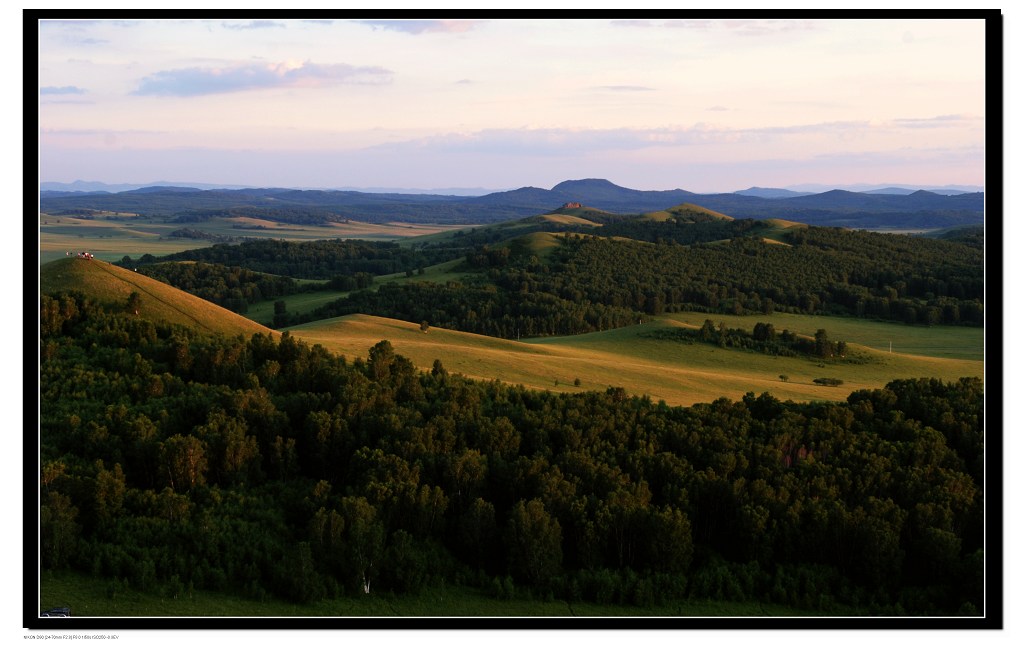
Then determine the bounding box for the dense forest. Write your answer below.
[39,291,984,614]
[284,224,982,336]
[131,262,306,314]
[925,225,985,249]
[306,279,641,338]
[531,229,984,325]
[119,239,464,281]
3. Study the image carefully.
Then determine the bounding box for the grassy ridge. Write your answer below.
[641,203,733,222]
[40,257,274,337]
[288,313,982,407]
[536,213,603,226]
[506,231,564,256]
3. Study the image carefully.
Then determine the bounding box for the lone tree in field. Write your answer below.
[779,374,789,383]
[420,320,430,333]
[814,329,833,358]
[273,300,288,328]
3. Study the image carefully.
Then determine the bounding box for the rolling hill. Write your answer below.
[640,203,733,222]
[45,254,979,407]
[40,257,275,337]
[284,312,982,408]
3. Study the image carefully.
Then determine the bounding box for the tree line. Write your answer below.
[294,280,640,338]
[129,262,306,314]
[291,227,981,337]
[644,320,852,361]
[119,238,464,281]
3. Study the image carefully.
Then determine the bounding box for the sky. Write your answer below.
[35,15,988,193]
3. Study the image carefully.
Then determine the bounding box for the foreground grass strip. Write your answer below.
[40,571,835,617]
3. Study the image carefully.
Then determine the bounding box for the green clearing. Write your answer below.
[244,258,477,324]
[506,231,564,257]
[38,215,465,264]
[39,570,834,617]
[757,219,807,243]
[371,258,477,287]
[661,311,984,361]
[288,312,983,407]
[247,289,347,324]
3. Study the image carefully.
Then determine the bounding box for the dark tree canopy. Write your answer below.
[38,291,985,614]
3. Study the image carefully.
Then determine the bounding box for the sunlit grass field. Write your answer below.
[288,312,983,407]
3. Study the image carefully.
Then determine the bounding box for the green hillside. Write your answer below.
[541,205,616,220]
[505,231,565,257]
[40,257,275,337]
[642,203,733,222]
[534,213,603,226]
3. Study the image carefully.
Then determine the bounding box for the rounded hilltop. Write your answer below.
[40,256,274,337]
[641,203,733,223]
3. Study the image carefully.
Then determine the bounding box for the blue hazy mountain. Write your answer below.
[734,187,815,199]
[39,178,984,229]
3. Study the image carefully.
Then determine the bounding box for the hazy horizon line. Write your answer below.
[39,178,986,196]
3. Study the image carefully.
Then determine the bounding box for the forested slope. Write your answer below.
[296,221,983,337]
[122,209,983,340]
[39,292,985,615]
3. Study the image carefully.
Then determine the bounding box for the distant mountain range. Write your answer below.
[734,187,815,199]
[39,180,254,194]
[40,179,981,197]
[784,182,982,195]
[39,178,985,229]
[39,180,497,197]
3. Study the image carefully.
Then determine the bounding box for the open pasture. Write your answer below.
[288,311,983,407]
[38,214,465,263]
